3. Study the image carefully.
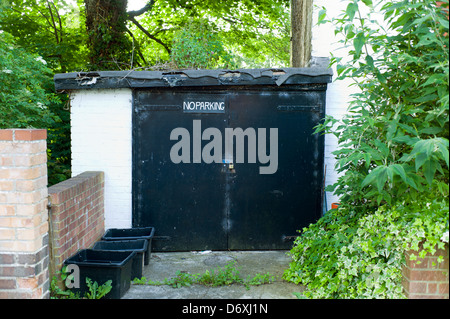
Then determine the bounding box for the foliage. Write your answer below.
[0,31,71,185]
[0,32,59,128]
[125,0,291,69]
[0,0,88,73]
[214,0,291,68]
[132,261,275,291]
[50,267,112,299]
[1,0,291,71]
[50,273,80,299]
[85,278,113,299]
[171,20,236,69]
[284,0,449,298]
[195,261,242,287]
[284,196,448,298]
[84,0,132,70]
[315,0,449,211]
[47,109,71,186]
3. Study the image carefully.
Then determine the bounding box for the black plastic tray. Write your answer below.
[64,249,135,299]
[92,240,148,279]
[101,227,155,265]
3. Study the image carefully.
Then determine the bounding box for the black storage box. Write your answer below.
[92,239,148,279]
[101,227,155,265]
[64,249,136,299]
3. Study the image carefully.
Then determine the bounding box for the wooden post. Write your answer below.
[290,0,313,67]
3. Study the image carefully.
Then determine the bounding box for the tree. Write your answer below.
[290,0,313,67]
[81,0,291,70]
[0,0,88,73]
[84,0,132,69]
[0,1,76,185]
[1,1,291,70]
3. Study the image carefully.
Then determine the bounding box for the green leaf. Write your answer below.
[423,159,436,186]
[419,127,443,135]
[353,32,365,57]
[391,164,407,183]
[362,166,387,191]
[373,140,389,158]
[412,94,438,103]
[376,167,388,192]
[346,2,359,21]
[436,139,449,167]
[317,7,327,25]
[392,135,419,146]
[415,152,428,171]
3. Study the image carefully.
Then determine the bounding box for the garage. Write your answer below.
[54,65,332,251]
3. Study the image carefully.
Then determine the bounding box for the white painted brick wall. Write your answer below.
[312,0,359,210]
[70,88,133,229]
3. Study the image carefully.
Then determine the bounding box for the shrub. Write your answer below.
[1,31,71,185]
[316,0,449,211]
[0,32,58,128]
[284,0,449,298]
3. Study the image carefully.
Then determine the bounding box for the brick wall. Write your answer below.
[48,171,105,279]
[0,129,49,299]
[402,244,449,299]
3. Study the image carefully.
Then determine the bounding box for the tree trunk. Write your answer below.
[290,0,313,67]
[84,0,132,70]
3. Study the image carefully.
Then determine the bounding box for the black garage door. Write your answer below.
[133,83,329,251]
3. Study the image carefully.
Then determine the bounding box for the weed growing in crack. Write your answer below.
[132,261,276,290]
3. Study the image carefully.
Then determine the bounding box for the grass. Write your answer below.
[132,261,275,290]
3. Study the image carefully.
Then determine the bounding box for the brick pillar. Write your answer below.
[0,129,49,299]
[402,243,449,299]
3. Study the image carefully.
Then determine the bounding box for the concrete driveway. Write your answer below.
[122,250,305,299]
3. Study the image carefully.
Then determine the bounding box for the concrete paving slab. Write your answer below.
[122,250,305,299]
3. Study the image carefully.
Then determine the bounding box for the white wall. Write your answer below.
[312,0,358,210]
[70,88,133,229]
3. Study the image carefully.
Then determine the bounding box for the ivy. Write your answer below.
[283,197,448,299]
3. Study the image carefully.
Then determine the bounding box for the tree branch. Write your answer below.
[129,16,171,54]
[125,27,148,66]
[127,0,155,18]
[46,0,60,44]
[50,0,63,41]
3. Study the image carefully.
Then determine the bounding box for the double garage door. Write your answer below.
[132,85,327,251]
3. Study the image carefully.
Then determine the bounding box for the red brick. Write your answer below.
[409,269,448,282]
[14,129,47,141]
[0,130,13,141]
[17,277,38,289]
[427,283,438,294]
[438,282,449,294]
[409,294,447,299]
[0,279,16,289]
[409,281,427,294]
